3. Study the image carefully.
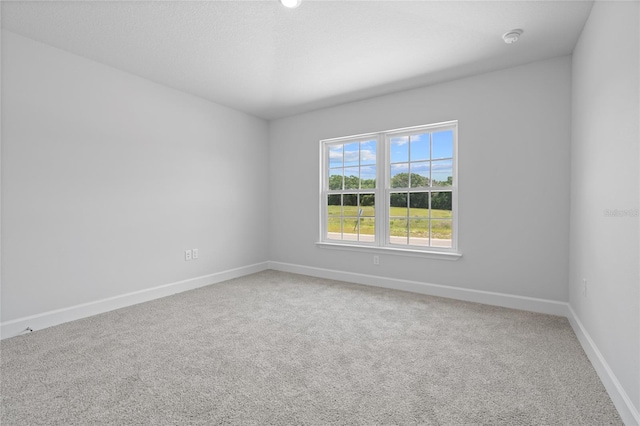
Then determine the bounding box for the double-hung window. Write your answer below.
[320,121,458,256]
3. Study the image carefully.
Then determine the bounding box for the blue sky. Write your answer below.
[329,130,453,184]
[390,130,453,162]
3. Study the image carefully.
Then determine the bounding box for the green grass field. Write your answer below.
[328,206,452,238]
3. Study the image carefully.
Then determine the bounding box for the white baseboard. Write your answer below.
[268,261,569,317]
[566,306,640,426]
[0,261,269,340]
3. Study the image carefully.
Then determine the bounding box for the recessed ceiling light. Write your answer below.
[503,29,523,44]
[280,0,301,8]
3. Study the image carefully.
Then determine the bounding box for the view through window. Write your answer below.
[321,121,457,252]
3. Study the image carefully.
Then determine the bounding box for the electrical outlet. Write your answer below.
[582,278,587,297]
[373,255,379,265]
[192,249,199,259]
[185,249,192,261]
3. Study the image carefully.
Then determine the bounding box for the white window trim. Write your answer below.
[318,121,460,260]
[315,241,462,260]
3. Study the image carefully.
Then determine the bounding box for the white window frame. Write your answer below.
[318,120,460,261]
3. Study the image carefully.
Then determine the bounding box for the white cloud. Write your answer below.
[431,161,452,171]
[330,143,377,166]
[329,147,342,159]
[410,134,428,143]
[391,136,408,146]
[360,149,376,162]
[410,163,430,172]
[344,150,359,163]
[391,163,409,171]
[360,165,376,179]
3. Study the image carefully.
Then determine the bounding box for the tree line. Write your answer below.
[329,173,452,210]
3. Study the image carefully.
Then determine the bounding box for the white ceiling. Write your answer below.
[1,0,593,120]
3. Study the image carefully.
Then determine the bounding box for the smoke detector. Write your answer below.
[502,29,523,44]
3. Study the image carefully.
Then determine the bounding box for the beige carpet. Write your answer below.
[1,270,622,425]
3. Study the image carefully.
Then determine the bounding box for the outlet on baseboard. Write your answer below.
[185,249,192,261]
[193,249,199,259]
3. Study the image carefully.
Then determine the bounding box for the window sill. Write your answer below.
[316,241,462,261]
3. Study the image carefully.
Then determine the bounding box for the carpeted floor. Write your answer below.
[1,270,622,425]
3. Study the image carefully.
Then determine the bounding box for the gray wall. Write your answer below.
[1,30,270,322]
[570,0,640,413]
[269,56,572,302]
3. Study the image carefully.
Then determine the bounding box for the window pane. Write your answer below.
[409,218,429,246]
[327,215,342,240]
[327,194,342,240]
[343,167,359,189]
[327,231,342,240]
[431,160,453,186]
[342,217,359,241]
[410,134,430,161]
[389,192,408,211]
[358,194,376,243]
[360,194,375,216]
[432,130,453,159]
[408,193,429,212]
[328,194,341,216]
[431,219,453,248]
[409,162,430,188]
[390,163,409,188]
[359,218,375,242]
[329,145,343,168]
[329,169,343,190]
[360,140,376,165]
[344,143,359,167]
[360,165,376,188]
[390,136,409,163]
[389,218,408,245]
[343,193,358,209]
[430,191,452,214]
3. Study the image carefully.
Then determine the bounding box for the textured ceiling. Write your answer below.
[1,0,593,120]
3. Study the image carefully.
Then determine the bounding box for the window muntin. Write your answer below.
[321,122,457,253]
